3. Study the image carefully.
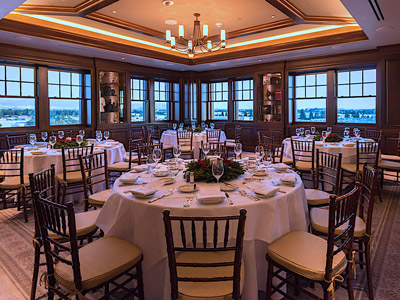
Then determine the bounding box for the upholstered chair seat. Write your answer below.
[0,175,30,189]
[305,189,331,206]
[88,189,112,207]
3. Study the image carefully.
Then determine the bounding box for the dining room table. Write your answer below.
[160,129,227,158]
[95,162,308,299]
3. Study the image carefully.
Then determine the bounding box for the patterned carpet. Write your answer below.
[0,183,399,300]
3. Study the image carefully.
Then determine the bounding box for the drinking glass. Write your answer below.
[173,145,182,158]
[41,132,48,142]
[49,136,56,149]
[345,127,350,134]
[344,129,350,138]
[167,159,180,189]
[210,123,215,130]
[173,123,177,131]
[263,151,273,168]
[300,127,305,137]
[146,155,157,174]
[354,128,361,138]
[327,127,332,135]
[201,122,205,128]
[305,130,311,139]
[153,147,162,166]
[96,130,102,142]
[212,159,224,184]
[179,123,184,130]
[322,131,328,141]
[234,143,242,159]
[247,158,257,179]
[202,142,210,158]
[29,134,37,147]
[79,130,85,138]
[296,128,301,137]
[58,131,64,140]
[76,135,83,147]
[191,123,196,131]
[311,127,316,135]
[104,131,110,141]
[255,146,264,165]
[205,124,209,129]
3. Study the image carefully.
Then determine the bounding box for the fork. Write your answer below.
[239,190,260,201]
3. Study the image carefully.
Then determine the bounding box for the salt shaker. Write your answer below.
[190,172,194,184]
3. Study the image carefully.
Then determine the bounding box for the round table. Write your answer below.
[283,137,377,164]
[160,130,227,159]
[95,167,308,299]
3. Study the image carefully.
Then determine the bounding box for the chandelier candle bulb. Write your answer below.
[203,24,209,37]
[188,40,193,49]
[207,40,212,51]
[221,29,226,42]
[166,29,171,41]
[171,36,176,48]
[179,25,184,38]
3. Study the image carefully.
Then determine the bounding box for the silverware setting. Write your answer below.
[148,189,175,203]
[225,192,234,205]
[183,197,194,207]
[239,190,260,201]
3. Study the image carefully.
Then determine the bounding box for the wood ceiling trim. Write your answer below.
[303,16,357,25]
[75,0,119,16]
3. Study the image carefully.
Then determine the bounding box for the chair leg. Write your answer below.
[1,189,6,209]
[104,283,110,300]
[265,260,274,300]
[17,192,21,211]
[365,240,374,300]
[136,261,145,300]
[322,281,332,300]
[346,263,355,300]
[358,240,364,270]
[31,240,41,300]
[295,276,300,296]
[22,189,28,223]
[376,184,383,203]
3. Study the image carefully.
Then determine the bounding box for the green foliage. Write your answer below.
[325,133,343,143]
[185,126,205,133]
[313,131,321,141]
[53,138,88,149]
[186,158,244,183]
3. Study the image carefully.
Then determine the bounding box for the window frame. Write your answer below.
[233,77,254,122]
[204,80,229,121]
[153,79,178,122]
[0,62,38,129]
[130,77,148,123]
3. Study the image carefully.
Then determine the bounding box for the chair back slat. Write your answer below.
[0,149,24,181]
[359,164,379,236]
[356,141,380,170]
[365,129,382,142]
[6,134,28,149]
[177,131,193,148]
[207,129,221,143]
[163,209,246,300]
[137,143,164,165]
[61,145,94,181]
[315,150,342,195]
[290,139,315,168]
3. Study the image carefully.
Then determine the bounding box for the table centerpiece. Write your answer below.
[185,126,205,133]
[186,158,244,182]
[54,137,88,149]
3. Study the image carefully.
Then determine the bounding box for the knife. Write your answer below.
[225,192,234,205]
[148,189,174,203]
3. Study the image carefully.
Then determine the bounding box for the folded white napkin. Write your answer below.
[197,192,225,204]
[119,172,138,184]
[272,163,290,171]
[246,182,279,197]
[280,173,297,183]
[128,186,156,196]
[30,150,47,155]
[131,165,147,172]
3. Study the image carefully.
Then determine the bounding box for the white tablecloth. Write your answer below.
[96,168,308,299]
[161,130,227,159]
[283,137,376,164]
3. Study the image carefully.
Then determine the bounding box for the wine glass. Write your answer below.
[305,130,311,139]
[263,151,273,168]
[58,131,64,140]
[29,134,37,147]
[96,130,102,142]
[344,129,350,138]
[173,123,177,131]
[327,127,332,135]
[205,123,209,129]
[300,127,305,137]
[76,135,83,147]
[202,142,210,158]
[311,127,316,135]
[210,123,215,130]
[41,132,48,142]
[234,143,242,160]
[146,154,157,174]
[296,128,301,137]
[212,159,224,184]
[255,146,264,165]
[173,145,182,159]
[153,147,162,167]
[201,122,205,128]
[191,122,196,131]
[179,123,184,131]
[354,128,360,138]
[49,136,56,149]
[104,131,110,142]
[247,158,257,179]
[167,159,180,189]
[79,130,85,138]
[322,131,328,141]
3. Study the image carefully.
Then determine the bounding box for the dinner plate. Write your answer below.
[220,184,238,192]
[254,169,268,177]
[154,170,169,177]
[30,151,46,155]
[158,177,175,185]
[178,184,198,193]
[130,191,156,199]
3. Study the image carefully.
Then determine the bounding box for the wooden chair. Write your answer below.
[56,145,94,204]
[263,142,293,165]
[310,164,379,299]
[226,125,242,157]
[381,132,400,162]
[137,143,164,165]
[265,186,360,300]
[109,137,140,178]
[0,148,31,222]
[6,134,28,149]
[163,209,247,300]
[270,128,284,144]
[305,150,342,208]
[257,130,269,146]
[28,164,100,300]
[79,151,112,211]
[290,138,315,180]
[177,130,194,159]
[149,125,162,143]
[206,129,222,143]
[365,129,382,142]
[200,140,227,159]
[33,193,144,299]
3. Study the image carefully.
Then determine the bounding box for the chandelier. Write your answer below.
[165,13,226,58]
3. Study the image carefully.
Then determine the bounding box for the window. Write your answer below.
[201,83,208,121]
[154,80,170,121]
[209,81,228,120]
[48,70,89,126]
[336,69,376,123]
[292,73,327,122]
[0,64,36,128]
[131,78,147,122]
[234,78,253,120]
[173,83,179,121]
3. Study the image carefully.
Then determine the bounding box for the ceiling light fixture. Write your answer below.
[165,13,226,58]
[162,0,174,7]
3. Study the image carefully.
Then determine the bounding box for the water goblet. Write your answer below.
[305,130,311,139]
[296,128,301,137]
[234,143,242,160]
[76,135,83,147]
[354,128,361,138]
[247,158,257,179]
[344,129,350,138]
[41,132,48,142]
[146,154,157,174]
[179,123,184,130]
[96,130,102,142]
[79,130,85,138]
[255,145,264,165]
[327,127,332,135]
[210,123,215,130]
[173,123,177,131]
[58,131,64,140]
[104,131,110,142]
[153,147,162,167]
[322,130,328,141]
[300,127,305,137]
[49,136,56,149]
[167,159,180,189]
[202,142,210,158]
[29,134,37,147]
[212,159,224,184]
[173,145,182,159]
[311,127,316,135]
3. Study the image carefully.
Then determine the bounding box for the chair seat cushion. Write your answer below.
[124,154,138,162]
[108,162,131,172]
[310,208,366,238]
[282,157,293,165]
[267,231,347,281]
[381,154,400,162]
[225,139,236,143]
[341,163,357,174]
[56,171,84,184]
[181,146,193,152]
[295,161,313,171]
[305,189,331,206]
[55,236,142,291]
[163,145,174,150]
[225,142,236,148]
[0,175,30,189]
[176,251,244,299]
[378,160,400,170]
[49,209,100,240]
[88,189,112,206]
